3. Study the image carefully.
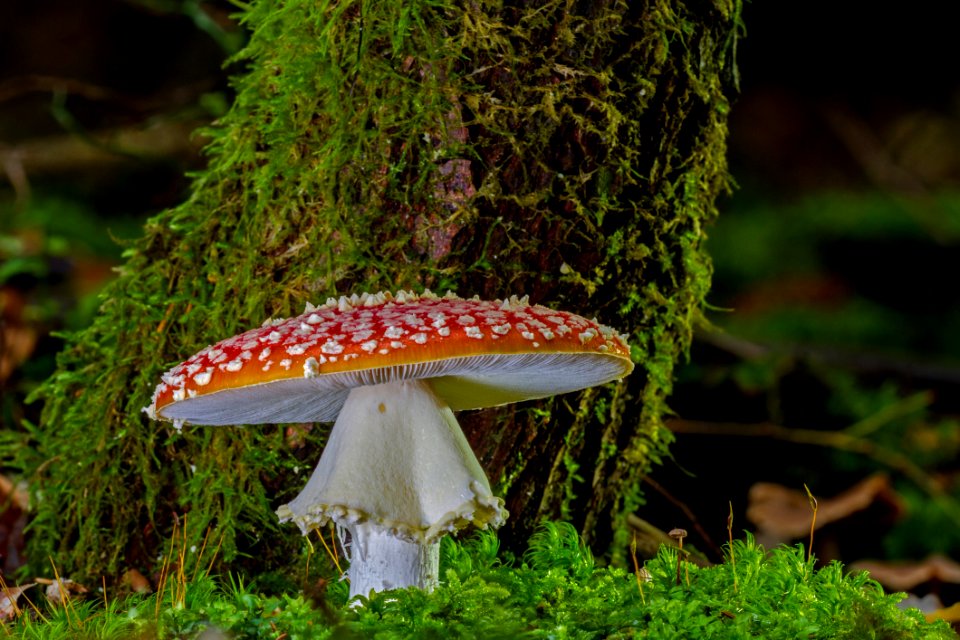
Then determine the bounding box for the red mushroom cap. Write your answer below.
[148,290,633,426]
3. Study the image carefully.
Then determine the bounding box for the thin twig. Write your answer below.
[314,527,345,578]
[630,533,646,604]
[727,501,737,592]
[49,558,78,630]
[803,484,818,563]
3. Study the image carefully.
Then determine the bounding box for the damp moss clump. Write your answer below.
[9,0,743,581]
[335,524,954,639]
[6,523,953,639]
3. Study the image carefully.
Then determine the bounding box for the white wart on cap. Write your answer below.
[147,290,633,599]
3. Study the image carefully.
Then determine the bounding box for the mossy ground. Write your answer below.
[3,523,953,639]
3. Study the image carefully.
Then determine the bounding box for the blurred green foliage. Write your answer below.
[708,191,960,354]
[0,198,145,417]
[679,187,960,564]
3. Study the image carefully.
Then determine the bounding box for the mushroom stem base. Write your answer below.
[345,525,440,599]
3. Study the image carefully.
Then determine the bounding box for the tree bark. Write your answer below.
[18,0,741,579]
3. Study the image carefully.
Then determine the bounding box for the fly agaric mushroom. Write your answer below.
[146,290,633,599]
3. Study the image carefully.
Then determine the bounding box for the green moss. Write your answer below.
[7,523,953,639]
[8,0,742,581]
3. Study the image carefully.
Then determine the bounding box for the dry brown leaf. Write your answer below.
[0,582,35,619]
[0,288,38,383]
[747,473,902,542]
[0,473,30,511]
[0,473,29,576]
[36,577,88,605]
[851,555,960,592]
[122,568,153,593]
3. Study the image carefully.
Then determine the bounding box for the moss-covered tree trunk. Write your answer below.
[15,0,740,580]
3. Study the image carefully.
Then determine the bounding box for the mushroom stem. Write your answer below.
[277,379,506,599]
[345,526,440,597]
